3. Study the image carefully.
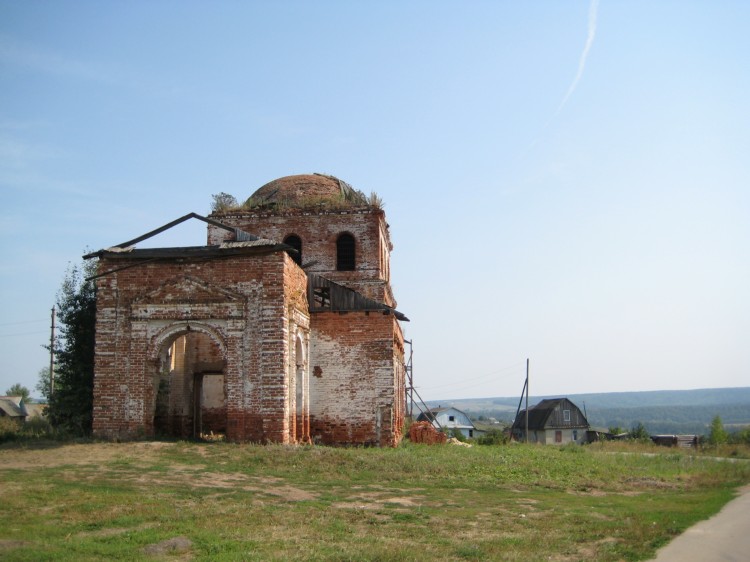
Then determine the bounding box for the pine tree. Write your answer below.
[47,261,97,435]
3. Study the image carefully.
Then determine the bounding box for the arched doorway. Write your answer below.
[153,327,226,439]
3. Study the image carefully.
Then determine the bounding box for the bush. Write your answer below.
[23,416,53,437]
[211,192,239,212]
[0,415,64,443]
[730,427,750,445]
[475,429,509,446]
[448,428,466,442]
[0,416,22,442]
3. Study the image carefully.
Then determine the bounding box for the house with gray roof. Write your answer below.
[0,396,28,421]
[417,406,483,439]
[511,398,589,445]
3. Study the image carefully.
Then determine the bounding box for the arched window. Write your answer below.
[336,233,355,271]
[284,234,302,266]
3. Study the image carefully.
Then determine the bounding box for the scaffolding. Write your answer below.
[403,340,443,431]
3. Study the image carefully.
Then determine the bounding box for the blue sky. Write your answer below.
[1,1,748,401]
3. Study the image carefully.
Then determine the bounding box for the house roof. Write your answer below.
[513,398,589,430]
[81,213,408,322]
[83,213,281,262]
[23,403,46,418]
[416,407,474,425]
[0,396,25,418]
[83,213,293,281]
[416,407,449,421]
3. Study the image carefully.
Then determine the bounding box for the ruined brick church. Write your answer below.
[86,174,407,446]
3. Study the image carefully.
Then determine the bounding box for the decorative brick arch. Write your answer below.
[149,321,229,439]
[149,321,227,364]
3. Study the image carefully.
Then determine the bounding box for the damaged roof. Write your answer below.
[308,274,408,321]
[82,213,408,322]
[84,212,289,260]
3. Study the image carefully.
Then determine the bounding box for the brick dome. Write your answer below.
[248,174,366,208]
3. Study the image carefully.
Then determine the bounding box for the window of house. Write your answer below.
[284,235,302,266]
[448,415,455,422]
[563,409,571,422]
[469,429,474,438]
[573,430,578,441]
[336,233,355,271]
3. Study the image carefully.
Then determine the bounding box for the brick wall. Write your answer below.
[92,251,310,443]
[308,311,405,446]
[92,208,406,447]
[209,209,396,307]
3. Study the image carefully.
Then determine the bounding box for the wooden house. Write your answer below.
[417,406,483,439]
[512,398,589,445]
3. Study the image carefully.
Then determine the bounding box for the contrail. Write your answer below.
[556,0,600,114]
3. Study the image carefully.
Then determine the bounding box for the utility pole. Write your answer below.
[49,305,55,396]
[525,358,529,444]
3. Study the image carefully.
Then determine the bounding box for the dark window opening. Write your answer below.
[448,415,455,422]
[336,233,355,271]
[284,234,302,266]
[313,287,331,308]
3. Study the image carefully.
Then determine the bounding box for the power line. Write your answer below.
[0,319,48,327]
[0,330,49,338]
[424,361,526,391]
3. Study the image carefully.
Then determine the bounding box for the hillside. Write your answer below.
[423,387,750,435]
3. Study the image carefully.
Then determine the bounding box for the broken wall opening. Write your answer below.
[154,330,226,439]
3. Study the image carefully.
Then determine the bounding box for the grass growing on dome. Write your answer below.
[241,191,383,212]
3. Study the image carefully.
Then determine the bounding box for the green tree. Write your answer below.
[47,261,97,435]
[732,427,750,445]
[708,415,728,445]
[629,422,650,441]
[35,367,51,401]
[4,383,31,402]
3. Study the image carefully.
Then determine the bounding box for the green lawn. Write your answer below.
[1,440,748,561]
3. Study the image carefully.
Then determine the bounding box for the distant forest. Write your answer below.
[423,387,750,436]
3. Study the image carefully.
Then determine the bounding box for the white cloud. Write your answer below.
[556,0,600,114]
